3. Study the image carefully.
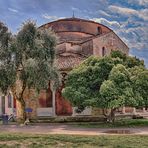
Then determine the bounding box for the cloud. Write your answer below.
[128,0,148,7]
[92,17,147,52]
[109,5,137,16]
[91,18,121,29]
[8,8,18,13]
[139,9,148,21]
[71,7,80,12]
[109,5,148,21]
[42,14,64,20]
[117,24,148,50]
[99,10,111,17]
[138,0,148,6]
[130,48,148,68]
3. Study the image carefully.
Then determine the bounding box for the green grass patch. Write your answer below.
[0,133,148,148]
[73,119,148,128]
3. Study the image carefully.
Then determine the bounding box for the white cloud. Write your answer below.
[139,9,148,21]
[91,18,121,29]
[117,25,148,50]
[109,5,137,16]
[42,14,64,20]
[90,11,148,52]
[99,10,111,17]
[109,5,148,21]
[8,8,18,13]
[71,7,80,12]
[128,0,148,7]
[138,0,148,6]
[92,17,147,51]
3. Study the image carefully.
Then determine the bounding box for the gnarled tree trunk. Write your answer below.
[102,108,116,123]
[109,108,116,123]
[11,72,27,123]
[16,98,26,123]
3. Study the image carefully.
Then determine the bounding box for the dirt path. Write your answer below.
[0,124,148,135]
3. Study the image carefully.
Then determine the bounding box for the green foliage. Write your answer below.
[63,50,147,116]
[74,119,148,128]
[111,50,144,68]
[0,22,16,94]
[62,56,115,107]
[111,50,126,61]
[100,64,137,109]
[130,67,148,107]
[0,63,16,94]
[0,20,59,96]
[125,56,144,68]
[0,20,59,121]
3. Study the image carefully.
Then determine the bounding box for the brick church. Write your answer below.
[0,17,129,117]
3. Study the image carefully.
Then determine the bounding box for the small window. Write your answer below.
[98,27,102,35]
[102,47,106,56]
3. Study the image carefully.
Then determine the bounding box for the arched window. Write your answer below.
[102,47,106,56]
[98,27,102,35]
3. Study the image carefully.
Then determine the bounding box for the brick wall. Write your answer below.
[93,32,129,57]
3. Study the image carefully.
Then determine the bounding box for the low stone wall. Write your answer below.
[30,116,106,123]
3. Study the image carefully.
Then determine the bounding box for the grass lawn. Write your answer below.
[0,118,148,128]
[0,133,148,148]
[72,119,148,128]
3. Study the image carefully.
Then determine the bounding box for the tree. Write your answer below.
[99,64,140,122]
[62,56,118,112]
[110,50,144,68]
[0,22,15,94]
[62,50,146,121]
[0,21,59,122]
[130,66,148,108]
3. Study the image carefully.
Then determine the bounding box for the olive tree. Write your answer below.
[0,21,59,122]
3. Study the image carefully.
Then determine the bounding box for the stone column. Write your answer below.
[143,107,146,113]
[133,107,136,115]
[5,96,7,114]
[122,106,126,114]
[0,96,2,115]
[50,80,56,117]
[52,90,56,117]
[11,93,14,114]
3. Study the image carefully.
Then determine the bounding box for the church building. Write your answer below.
[0,17,129,117]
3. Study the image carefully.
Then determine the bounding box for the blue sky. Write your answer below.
[0,0,147,67]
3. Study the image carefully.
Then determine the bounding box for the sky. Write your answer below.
[0,0,147,67]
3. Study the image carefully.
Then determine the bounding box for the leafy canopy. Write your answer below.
[62,50,146,111]
[99,64,140,109]
[0,20,59,96]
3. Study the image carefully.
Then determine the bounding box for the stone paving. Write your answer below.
[0,124,148,135]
